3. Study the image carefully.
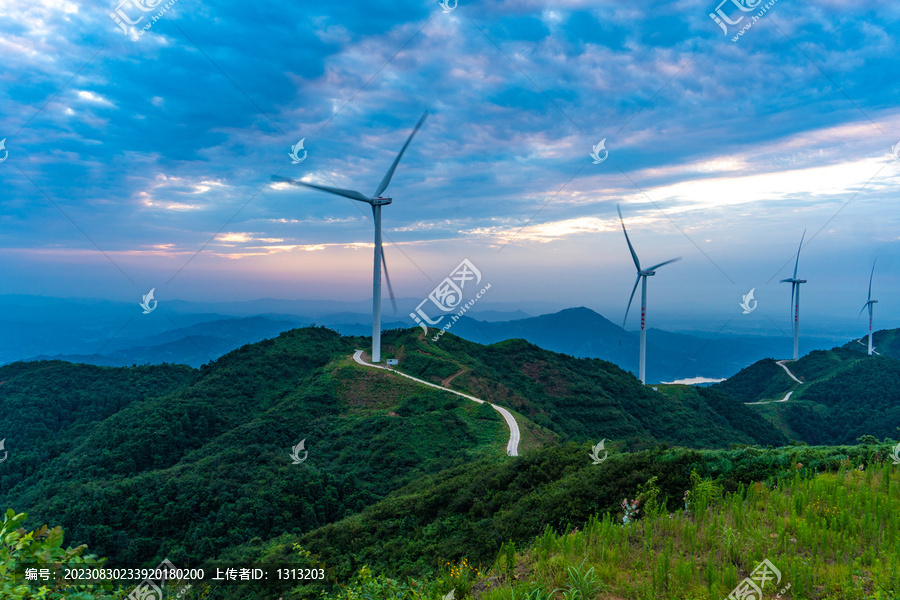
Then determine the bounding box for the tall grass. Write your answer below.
[474,461,900,600]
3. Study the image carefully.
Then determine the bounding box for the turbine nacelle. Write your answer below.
[372,197,392,206]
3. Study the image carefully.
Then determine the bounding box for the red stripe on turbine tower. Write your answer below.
[616,203,681,385]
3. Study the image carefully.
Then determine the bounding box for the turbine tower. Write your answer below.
[780,230,807,361]
[860,259,878,356]
[617,204,682,385]
[274,112,428,363]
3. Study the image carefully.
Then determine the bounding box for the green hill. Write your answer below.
[782,355,900,444]
[842,327,900,359]
[711,357,793,402]
[0,326,788,574]
[0,360,194,492]
[711,339,900,445]
[0,327,526,567]
[233,441,895,600]
[383,330,786,449]
[4,326,900,599]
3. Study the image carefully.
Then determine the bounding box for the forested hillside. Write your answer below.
[229,441,895,599]
[716,343,900,446]
[711,358,793,402]
[0,327,520,567]
[783,356,900,444]
[0,360,194,492]
[0,326,788,574]
[381,330,786,449]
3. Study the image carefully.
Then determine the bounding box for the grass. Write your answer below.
[472,460,900,600]
[325,457,900,600]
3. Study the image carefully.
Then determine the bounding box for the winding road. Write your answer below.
[352,350,520,456]
[746,360,802,405]
[776,360,803,384]
[747,390,793,405]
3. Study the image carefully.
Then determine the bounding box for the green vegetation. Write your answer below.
[7,326,900,599]
[842,328,900,360]
[711,358,793,402]
[0,509,123,599]
[470,460,900,600]
[0,360,193,493]
[317,454,900,600]
[0,328,515,568]
[288,442,893,589]
[783,356,900,444]
[724,346,900,445]
[384,331,785,449]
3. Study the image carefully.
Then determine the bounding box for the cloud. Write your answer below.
[2,0,899,316]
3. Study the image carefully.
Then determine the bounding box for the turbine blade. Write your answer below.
[381,249,398,314]
[646,257,682,272]
[868,258,876,301]
[271,176,371,203]
[792,229,806,280]
[616,203,641,271]
[373,111,428,198]
[859,303,869,320]
[622,274,641,329]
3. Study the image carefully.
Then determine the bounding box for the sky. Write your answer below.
[1,0,899,338]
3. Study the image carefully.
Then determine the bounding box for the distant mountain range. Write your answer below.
[443,307,810,381]
[2,295,851,380]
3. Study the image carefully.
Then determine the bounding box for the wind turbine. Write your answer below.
[274,112,428,363]
[617,204,682,385]
[860,259,878,356]
[780,230,807,361]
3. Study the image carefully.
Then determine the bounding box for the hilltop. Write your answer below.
[0,325,784,571]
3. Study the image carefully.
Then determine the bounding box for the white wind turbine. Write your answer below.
[780,230,807,362]
[617,204,682,385]
[274,112,428,363]
[860,259,878,356]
